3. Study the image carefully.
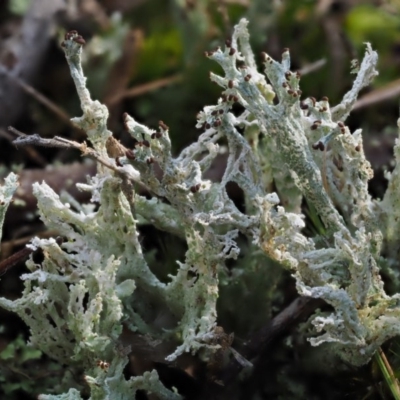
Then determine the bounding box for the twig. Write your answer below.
[1,230,59,260]
[108,74,183,106]
[8,127,138,182]
[0,235,64,276]
[0,0,66,128]
[229,297,321,378]
[0,65,73,127]
[245,297,323,390]
[200,296,322,400]
[298,58,327,76]
[0,247,34,276]
[352,78,400,111]
[9,127,77,150]
[0,128,47,166]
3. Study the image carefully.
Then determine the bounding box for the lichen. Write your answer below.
[2,18,400,399]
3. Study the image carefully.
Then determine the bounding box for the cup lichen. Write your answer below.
[1,18,400,398]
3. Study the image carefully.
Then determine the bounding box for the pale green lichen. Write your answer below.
[2,17,400,399]
[0,172,18,245]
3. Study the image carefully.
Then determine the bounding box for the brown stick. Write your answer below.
[0,0,66,128]
[219,296,322,386]
[0,247,34,276]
